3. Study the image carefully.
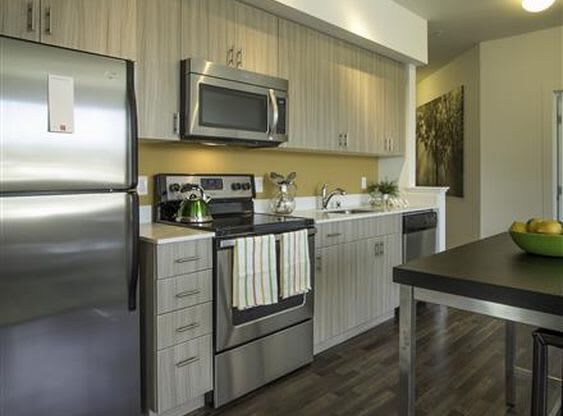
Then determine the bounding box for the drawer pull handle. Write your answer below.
[176,289,200,299]
[176,322,200,333]
[26,3,36,32]
[176,356,199,368]
[174,256,200,264]
[44,6,52,35]
[326,233,342,238]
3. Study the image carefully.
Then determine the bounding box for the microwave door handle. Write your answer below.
[268,89,279,139]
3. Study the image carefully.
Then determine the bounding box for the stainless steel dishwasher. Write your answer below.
[403,210,438,262]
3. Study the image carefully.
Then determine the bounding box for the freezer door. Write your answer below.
[0,192,140,416]
[0,37,136,192]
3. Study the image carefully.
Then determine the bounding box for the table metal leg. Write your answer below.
[505,321,516,407]
[400,285,416,416]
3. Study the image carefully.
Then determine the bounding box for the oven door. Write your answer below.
[215,230,314,352]
[184,74,288,145]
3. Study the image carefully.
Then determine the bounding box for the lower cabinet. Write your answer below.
[314,215,402,352]
[140,238,214,416]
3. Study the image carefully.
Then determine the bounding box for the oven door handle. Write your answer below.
[267,89,279,139]
[219,229,316,249]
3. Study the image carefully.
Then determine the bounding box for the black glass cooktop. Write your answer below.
[158,213,314,238]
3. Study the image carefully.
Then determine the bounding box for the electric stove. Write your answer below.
[153,174,314,238]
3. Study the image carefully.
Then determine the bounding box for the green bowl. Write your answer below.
[509,231,563,258]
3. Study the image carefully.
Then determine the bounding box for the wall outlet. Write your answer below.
[137,176,148,196]
[254,176,264,193]
[361,177,367,190]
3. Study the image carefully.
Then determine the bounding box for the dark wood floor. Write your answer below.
[195,305,562,416]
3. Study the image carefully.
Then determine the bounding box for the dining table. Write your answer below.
[393,233,563,415]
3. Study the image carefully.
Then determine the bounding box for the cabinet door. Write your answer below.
[335,41,375,154]
[181,0,235,65]
[334,40,352,152]
[137,0,181,140]
[314,244,349,345]
[278,20,338,152]
[382,233,402,311]
[233,1,278,76]
[0,0,40,41]
[381,57,406,155]
[40,0,136,59]
[353,238,379,322]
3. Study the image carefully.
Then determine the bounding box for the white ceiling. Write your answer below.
[393,0,563,80]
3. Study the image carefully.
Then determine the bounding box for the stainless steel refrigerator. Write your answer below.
[0,37,140,416]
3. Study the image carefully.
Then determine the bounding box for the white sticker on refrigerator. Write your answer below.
[48,75,74,133]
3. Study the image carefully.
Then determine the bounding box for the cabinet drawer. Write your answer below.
[156,239,212,278]
[156,335,212,413]
[316,221,347,247]
[156,270,212,314]
[156,303,212,350]
[316,215,401,247]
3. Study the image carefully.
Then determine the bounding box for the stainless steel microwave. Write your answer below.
[180,58,288,147]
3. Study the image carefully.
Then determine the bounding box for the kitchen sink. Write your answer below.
[328,209,376,215]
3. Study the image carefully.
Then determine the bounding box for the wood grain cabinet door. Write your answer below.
[40,0,136,59]
[0,0,41,41]
[381,57,407,155]
[382,232,402,310]
[314,244,345,345]
[181,0,235,65]
[233,1,278,76]
[137,0,181,140]
[278,19,339,152]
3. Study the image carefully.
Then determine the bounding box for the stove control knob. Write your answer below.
[169,183,181,193]
[231,183,242,191]
[241,183,251,191]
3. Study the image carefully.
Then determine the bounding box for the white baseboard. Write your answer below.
[313,310,396,355]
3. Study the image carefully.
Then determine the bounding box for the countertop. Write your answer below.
[293,205,437,224]
[139,223,214,244]
[139,205,436,243]
[393,233,563,316]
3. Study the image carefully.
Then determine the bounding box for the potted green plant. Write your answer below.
[367,179,399,208]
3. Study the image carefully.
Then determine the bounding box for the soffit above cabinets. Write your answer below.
[238,0,428,66]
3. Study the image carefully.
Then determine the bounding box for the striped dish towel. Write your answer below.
[232,235,278,310]
[280,229,311,298]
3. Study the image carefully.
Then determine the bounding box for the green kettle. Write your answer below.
[175,184,213,223]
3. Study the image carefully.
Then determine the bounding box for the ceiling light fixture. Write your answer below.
[522,0,556,13]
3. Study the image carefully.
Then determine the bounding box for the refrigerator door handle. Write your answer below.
[126,61,138,189]
[128,193,140,311]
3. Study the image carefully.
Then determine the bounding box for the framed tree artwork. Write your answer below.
[416,86,464,197]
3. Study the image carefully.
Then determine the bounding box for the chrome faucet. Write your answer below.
[321,184,346,210]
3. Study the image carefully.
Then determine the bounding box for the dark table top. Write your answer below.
[393,233,563,316]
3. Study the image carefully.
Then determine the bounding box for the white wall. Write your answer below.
[479,26,563,237]
[241,0,427,65]
[417,46,481,248]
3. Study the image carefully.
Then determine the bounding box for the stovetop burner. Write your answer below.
[154,174,314,238]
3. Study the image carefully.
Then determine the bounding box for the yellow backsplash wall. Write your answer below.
[139,141,378,205]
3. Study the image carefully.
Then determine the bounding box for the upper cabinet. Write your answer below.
[0,0,41,41]
[181,0,278,77]
[0,0,406,151]
[278,20,338,152]
[279,18,407,156]
[0,0,136,60]
[41,0,136,60]
[136,0,181,141]
[181,0,235,67]
[233,1,278,76]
